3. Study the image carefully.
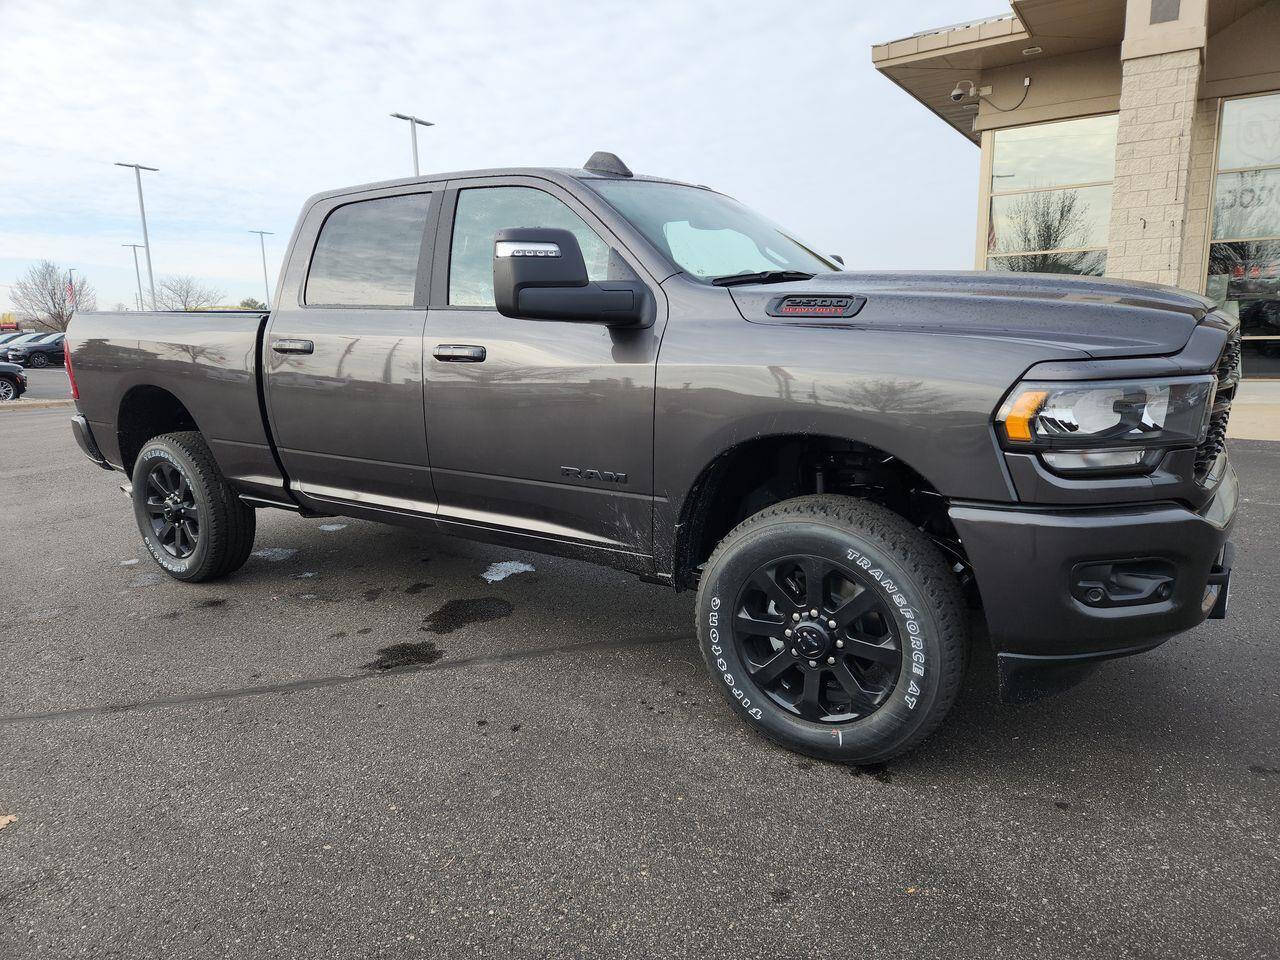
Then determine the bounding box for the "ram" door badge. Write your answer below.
[561,466,628,484]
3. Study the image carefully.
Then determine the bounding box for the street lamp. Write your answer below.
[389,113,434,176]
[122,244,146,311]
[115,162,159,309]
[249,230,274,305]
[67,268,76,315]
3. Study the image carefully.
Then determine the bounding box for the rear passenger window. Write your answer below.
[305,193,431,306]
[449,187,610,307]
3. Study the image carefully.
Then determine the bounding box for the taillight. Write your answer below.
[64,339,79,399]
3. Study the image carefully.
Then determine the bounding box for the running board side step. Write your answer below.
[238,493,330,518]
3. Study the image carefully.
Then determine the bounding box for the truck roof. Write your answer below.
[304,154,706,207]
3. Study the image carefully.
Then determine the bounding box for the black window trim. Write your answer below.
[299,187,442,311]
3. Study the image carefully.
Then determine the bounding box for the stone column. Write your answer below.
[1105,47,1203,286]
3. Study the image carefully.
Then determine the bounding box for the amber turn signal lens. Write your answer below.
[1002,389,1048,442]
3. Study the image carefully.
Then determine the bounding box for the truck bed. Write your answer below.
[67,309,287,502]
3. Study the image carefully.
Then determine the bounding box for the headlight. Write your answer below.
[995,376,1216,475]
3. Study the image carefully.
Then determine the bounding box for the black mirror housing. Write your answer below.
[493,228,647,327]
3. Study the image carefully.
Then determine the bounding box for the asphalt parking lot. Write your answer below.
[1,406,1277,959]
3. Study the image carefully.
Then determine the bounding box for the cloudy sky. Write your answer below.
[0,0,1002,311]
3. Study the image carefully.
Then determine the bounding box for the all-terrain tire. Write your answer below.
[131,431,256,582]
[695,495,968,763]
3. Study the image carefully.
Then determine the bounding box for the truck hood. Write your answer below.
[726,270,1214,358]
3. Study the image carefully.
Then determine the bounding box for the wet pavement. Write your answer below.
[1,407,1277,959]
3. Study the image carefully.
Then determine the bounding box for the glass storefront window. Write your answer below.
[1206,92,1280,379]
[985,115,1117,278]
[989,184,1112,255]
[987,251,1107,276]
[990,114,1118,191]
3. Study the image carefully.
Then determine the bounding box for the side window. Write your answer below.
[448,186,610,307]
[305,193,431,307]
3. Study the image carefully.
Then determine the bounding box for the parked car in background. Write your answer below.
[0,332,45,353]
[7,332,66,367]
[0,361,27,401]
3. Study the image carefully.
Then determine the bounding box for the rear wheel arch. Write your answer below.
[117,385,201,476]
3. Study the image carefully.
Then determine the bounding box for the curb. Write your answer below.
[0,399,76,412]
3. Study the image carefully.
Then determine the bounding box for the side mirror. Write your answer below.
[830,254,845,266]
[493,228,647,326]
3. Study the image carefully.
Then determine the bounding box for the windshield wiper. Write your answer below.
[709,270,815,287]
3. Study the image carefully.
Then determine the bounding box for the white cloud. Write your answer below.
[0,0,993,309]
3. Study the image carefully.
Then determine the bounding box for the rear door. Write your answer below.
[265,184,442,514]
[423,176,665,560]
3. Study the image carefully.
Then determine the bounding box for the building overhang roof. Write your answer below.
[871,0,1262,144]
[871,1,1129,144]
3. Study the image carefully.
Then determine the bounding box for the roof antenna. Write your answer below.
[583,151,633,177]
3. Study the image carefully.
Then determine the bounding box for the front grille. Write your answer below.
[1194,328,1241,482]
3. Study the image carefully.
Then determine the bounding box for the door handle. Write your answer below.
[433,344,487,362]
[271,339,314,355]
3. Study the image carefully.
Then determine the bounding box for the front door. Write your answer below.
[266,186,441,514]
[423,178,663,560]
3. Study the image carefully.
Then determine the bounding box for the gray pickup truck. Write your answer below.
[66,152,1240,762]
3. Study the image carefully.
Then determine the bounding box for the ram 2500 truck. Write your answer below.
[66,152,1240,763]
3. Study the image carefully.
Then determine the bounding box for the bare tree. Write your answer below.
[156,275,225,311]
[9,260,97,331]
[992,190,1106,276]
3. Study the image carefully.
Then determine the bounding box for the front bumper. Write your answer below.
[950,460,1238,703]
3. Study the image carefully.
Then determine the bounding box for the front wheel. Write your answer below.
[28,353,51,368]
[695,496,968,764]
[131,431,256,582]
[0,377,15,401]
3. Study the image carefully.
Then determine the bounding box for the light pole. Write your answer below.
[389,113,434,176]
[122,244,146,311]
[66,268,77,317]
[249,230,274,305]
[115,162,159,309]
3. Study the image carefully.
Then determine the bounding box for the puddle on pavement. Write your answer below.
[420,597,512,634]
[363,640,444,671]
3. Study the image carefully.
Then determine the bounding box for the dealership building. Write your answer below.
[872,0,1280,378]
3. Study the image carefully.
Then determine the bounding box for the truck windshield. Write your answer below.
[588,179,839,282]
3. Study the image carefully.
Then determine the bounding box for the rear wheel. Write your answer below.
[695,495,968,763]
[131,431,256,582]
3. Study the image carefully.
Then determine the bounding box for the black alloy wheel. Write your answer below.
[732,554,901,723]
[28,353,51,368]
[143,459,201,559]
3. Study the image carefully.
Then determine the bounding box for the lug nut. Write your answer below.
[792,612,801,621]
[790,648,798,656]
[836,639,844,648]
[826,656,835,665]
[809,609,818,617]
[828,619,837,628]
[808,660,818,668]
[784,628,792,637]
